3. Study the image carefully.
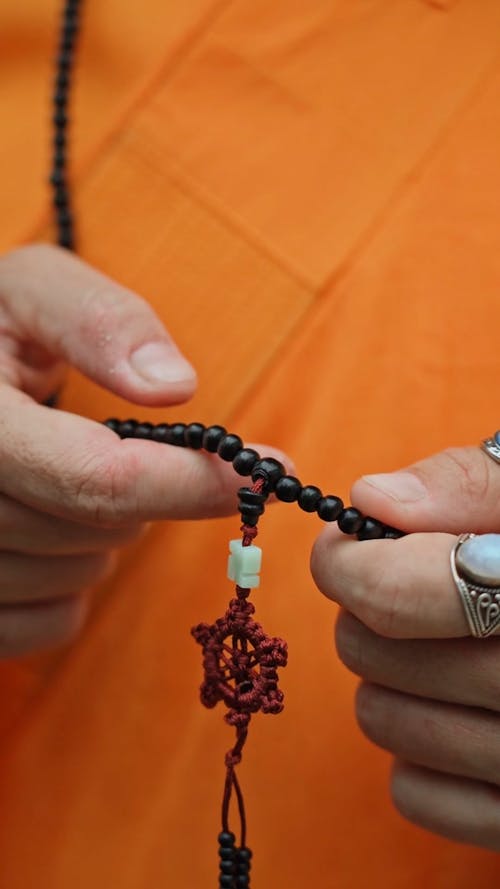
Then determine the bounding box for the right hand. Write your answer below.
[0,245,286,658]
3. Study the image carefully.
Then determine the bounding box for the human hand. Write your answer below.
[311,446,500,851]
[0,245,286,657]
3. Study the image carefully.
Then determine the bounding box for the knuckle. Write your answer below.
[69,450,140,526]
[440,447,491,506]
[310,533,331,593]
[359,566,403,638]
[354,682,386,742]
[335,612,366,674]
[390,765,416,821]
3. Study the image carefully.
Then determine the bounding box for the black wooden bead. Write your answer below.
[169,423,187,446]
[357,517,385,540]
[233,448,259,476]
[383,527,405,539]
[202,425,227,452]
[218,847,235,861]
[54,156,66,174]
[218,434,243,461]
[337,507,364,534]
[317,495,344,522]
[59,34,74,53]
[239,511,260,528]
[275,475,301,502]
[57,209,72,228]
[119,419,138,438]
[220,860,234,875]
[151,423,171,443]
[57,50,72,69]
[63,19,78,36]
[218,831,236,847]
[50,169,65,187]
[237,847,253,862]
[44,392,60,408]
[251,458,285,492]
[134,422,154,439]
[55,73,69,91]
[298,485,322,512]
[237,487,267,506]
[65,10,79,24]
[103,418,120,434]
[236,855,250,870]
[184,422,205,449]
[219,875,234,888]
[59,233,73,249]
[53,110,68,128]
[54,91,67,108]
[53,188,68,209]
[235,876,249,888]
[238,503,264,520]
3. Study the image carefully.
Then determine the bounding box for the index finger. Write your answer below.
[311,527,470,639]
[0,387,278,525]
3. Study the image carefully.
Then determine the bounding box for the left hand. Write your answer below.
[311,445,500,852]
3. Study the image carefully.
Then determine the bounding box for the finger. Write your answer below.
[0,493,145,554]
[0,595,89,658]
[335,611,500,713]
[0,333,68,404]
[0,244,196,405]
[391,761,500,852]
[0,387,291,524]
[351,445,500,535]
[311,528,466,638]
[0,551,112,603]
[356,682,500,787]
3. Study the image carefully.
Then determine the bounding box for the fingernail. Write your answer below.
[129,342,196,385]
[362,471,427,503]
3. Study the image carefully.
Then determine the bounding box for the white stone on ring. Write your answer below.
[451,533,500,637]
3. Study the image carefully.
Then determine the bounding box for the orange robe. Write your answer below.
[2,1,500,885]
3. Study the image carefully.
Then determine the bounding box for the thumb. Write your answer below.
[0,244,196,405]
[351,444,500,534]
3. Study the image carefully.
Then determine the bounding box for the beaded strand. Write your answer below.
[50,0,82,250]
[103,418,404,541]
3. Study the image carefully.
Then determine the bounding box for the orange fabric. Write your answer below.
[2,1,500,887]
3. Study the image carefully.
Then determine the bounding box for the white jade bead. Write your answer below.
[227,540,262,588]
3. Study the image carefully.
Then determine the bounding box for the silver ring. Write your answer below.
[451,534,500,637]
[481,432,500,464]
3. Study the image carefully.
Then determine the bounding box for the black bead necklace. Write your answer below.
[49,3,403,883]
[49,0,403,541]
[104,418,403,540]
[50,0,81,250]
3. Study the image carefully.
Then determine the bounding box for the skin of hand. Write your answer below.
[311,448,500,852]
[0,244,289,658]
